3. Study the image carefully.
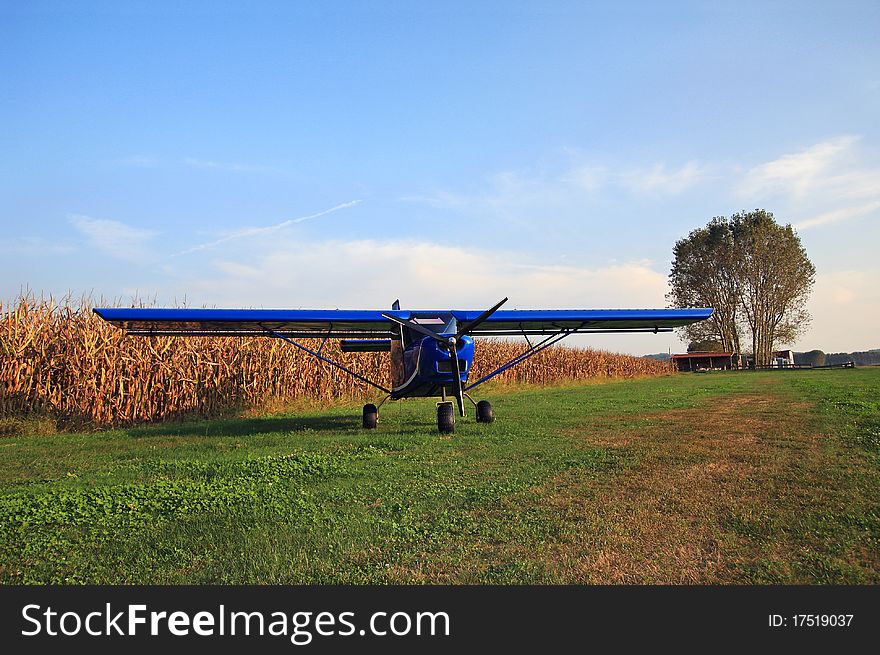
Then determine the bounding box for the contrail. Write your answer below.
[173,200,362,256]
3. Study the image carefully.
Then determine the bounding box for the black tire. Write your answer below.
[362,403,378,429]
[437,402,455,434]
[476,400,494,423]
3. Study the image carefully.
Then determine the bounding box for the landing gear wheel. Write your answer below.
[437,402,455,434]
[476,400,494,423]
[362,403,378,429]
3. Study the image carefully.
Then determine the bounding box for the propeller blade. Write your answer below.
[447,340,466,417]
[381,313,446,343]
[457,297,508,338]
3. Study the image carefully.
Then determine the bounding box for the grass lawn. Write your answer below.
[1,369,878,584]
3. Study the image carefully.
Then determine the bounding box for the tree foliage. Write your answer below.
[798,349,826,367]
[687,339,724,353]
[668,210,815,367]
[669,217,741,354]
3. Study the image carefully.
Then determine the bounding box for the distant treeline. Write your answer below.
[795,349,880,367]
[644,349,880,367]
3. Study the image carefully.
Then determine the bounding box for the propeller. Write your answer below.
[381,312,447,342]
[456,296,507,338]
[381,298,508,417]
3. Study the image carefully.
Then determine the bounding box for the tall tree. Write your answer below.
[731,210,815,367]
[668,210,815,367]
[668,217,742,354]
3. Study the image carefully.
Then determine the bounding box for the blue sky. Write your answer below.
[2,0,879,354]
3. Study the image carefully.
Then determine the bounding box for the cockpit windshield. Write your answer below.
[397,314,455,347]
[409,316,445,332]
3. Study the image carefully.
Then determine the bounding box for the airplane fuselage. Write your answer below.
[391,334,474,399]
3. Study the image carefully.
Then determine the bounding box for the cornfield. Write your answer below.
[1,295,672,428]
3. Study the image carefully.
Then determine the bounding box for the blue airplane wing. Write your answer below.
[451,308,713,335]
[94,307,712,337]
[93,308,396,336]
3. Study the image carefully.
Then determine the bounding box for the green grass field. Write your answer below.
[1,369,878,584]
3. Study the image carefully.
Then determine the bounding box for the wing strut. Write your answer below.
[465,328,574,392]
[259,324,391,394]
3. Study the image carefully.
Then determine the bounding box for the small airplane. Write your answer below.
[94,299,711,433]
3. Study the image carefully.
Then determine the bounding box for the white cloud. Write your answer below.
[621,161,706,195]
[737,135,862,200]
[68,215,157,262]
[183,235,669,312]
[794,200,880,230]
[403,138,877,234]
[734,135,880,234]
[404,158,707,215]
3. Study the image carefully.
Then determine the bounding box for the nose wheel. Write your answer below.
[362,403,378,429]
[437,402,455,433]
